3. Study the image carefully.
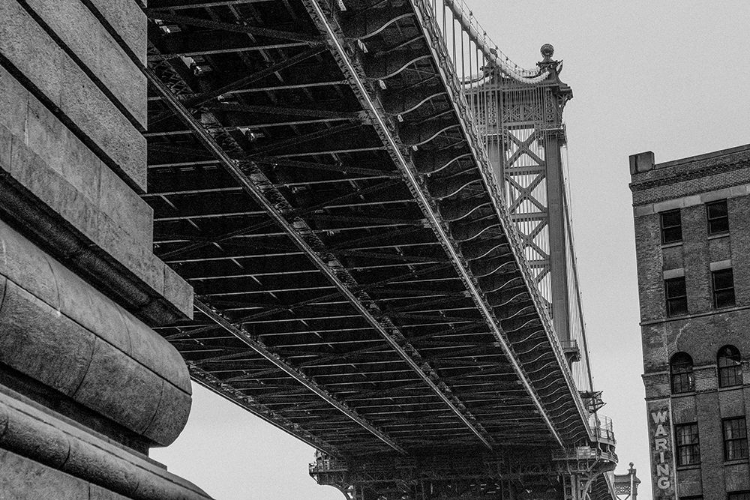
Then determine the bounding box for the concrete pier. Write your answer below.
[0,0,209,497]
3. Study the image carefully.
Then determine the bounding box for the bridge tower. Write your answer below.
[470,44,574,352]
[613,463,640,499]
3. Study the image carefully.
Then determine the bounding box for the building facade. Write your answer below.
[630,144,750,500]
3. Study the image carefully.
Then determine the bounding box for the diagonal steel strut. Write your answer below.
[301,0,585,448]
[188,363,343,457]
[144,61,495,451]
[145,69,407,455]
[194,300,407,454]
[145,11,322,43]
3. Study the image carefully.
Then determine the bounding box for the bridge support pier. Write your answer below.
[562,474,596,500]
[310,451,571,500]
[0,0,209,498]
[311,445,617,500]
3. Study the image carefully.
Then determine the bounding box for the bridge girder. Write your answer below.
[142,0,594,461]
[145,28,495,452]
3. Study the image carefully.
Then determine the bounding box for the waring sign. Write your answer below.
[649,404,676,499]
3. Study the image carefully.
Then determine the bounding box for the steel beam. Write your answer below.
[148,12,321,43]
[203,102,363,121]
[156,178,403,260]
[144,58,495,452]
[195,300,406,453]
[189,364,342,456]
[149,45,327,125]
[149,0,274,9]
[302,0,576,448]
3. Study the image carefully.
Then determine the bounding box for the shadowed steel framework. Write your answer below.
[141,0,617,498]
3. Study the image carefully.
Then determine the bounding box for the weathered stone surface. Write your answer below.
[0,221,191,445]
[0,211,59,306]
[163,265,195,331]
[0,67,28,139]
[10,133,101,239]
[73,338,163,436]
[0,398,71,471]
[0,126,11,169]
[0,126,191,320]
[125,311,190,394]
[62,52,146,190]
[143,382,192,445]
[0,449,88,500]
[0,393,213,499]
[24,0,147,128]
[90,484,131,500]
[56,265,132,355]
[25,96,102,203]
[97,215,165,297]
[65,436,140,496]
[0,2,64,104]
[99,164,154,249]
[0,64,193,319]
[0,281,96,398]
[0,0,146,190]
[0,398,7,439]
[0,65,152,248]
[88,0,148,64]
[1,132,167,315]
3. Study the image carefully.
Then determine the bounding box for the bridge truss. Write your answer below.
[140,0,616,498]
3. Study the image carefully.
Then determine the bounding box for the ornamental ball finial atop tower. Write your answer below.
[540,44,554,61]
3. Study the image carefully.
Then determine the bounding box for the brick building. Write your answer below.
[630,144,750,500]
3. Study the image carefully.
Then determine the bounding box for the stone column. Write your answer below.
[0,0,210,498]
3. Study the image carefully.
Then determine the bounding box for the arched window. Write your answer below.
[718,345,743,388]
[671,352,694,394]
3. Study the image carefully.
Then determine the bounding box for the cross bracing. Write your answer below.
[141,0,597,466]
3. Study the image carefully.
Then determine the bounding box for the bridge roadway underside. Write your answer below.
[143,0,602,496]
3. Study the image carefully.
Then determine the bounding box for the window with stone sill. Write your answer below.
[670,352,695,394]
[665,277,688,317]
[675,423,700,466]
[707,199,729,235]
[718,345,743,388]
[723,417,748,461]
[712,268,736,309]
[660,209,682,244]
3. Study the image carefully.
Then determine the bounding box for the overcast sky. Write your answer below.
[151,3,750,499]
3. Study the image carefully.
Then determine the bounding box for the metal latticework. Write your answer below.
[427,0,595,395]
[138,0,616,498]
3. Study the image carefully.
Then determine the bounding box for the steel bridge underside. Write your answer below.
[143,0,593,469]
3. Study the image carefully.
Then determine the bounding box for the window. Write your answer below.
[675,423,700,465]
[660,209,682,244]
[712,269,736,309]
[707,200,729,235]
[719,345,743,388]
[729,493,750,500]
[671,352,695,394]
[723,417,748,461]
[665,277,688,316]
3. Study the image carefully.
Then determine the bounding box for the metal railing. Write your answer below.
[590,414,616,444]
[552,447,618,464]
